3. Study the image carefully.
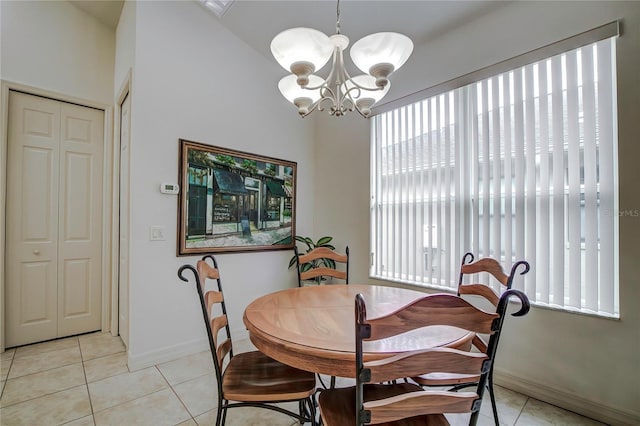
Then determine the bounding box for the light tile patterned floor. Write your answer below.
[0,332,607,425]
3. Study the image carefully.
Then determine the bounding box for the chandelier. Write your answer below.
[270,0,413,118]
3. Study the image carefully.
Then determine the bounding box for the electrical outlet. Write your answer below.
[149,226,166,241]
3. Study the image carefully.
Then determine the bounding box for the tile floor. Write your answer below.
[0,332,606,426]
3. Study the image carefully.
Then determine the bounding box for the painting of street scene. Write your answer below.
[177,139,296,255]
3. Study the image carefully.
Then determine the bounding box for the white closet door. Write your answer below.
[6,91,104,347]
[57,102,104,336]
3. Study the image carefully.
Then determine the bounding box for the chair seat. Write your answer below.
[318,383,450,426]
[222,351,316,402]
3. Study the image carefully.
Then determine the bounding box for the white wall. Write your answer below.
[124,1,316,368]
[314,1,640,424]
[115,0,135,91]
[0,0,115,105]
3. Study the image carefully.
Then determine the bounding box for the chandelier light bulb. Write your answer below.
[270,28,333,77]
[278,74,325,115]
[350,32,413,82]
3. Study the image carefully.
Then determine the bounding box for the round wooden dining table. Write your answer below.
[243,284,473,378]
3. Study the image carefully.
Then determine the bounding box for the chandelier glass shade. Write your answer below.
[271,3,413,118]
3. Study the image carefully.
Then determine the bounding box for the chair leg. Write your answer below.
[297,397,317,425]
[299,400,304,423]
[221,403,228,426]
[488,371,499,426]
[215,403,223,426]
[317,373,337,389]
[308,396,317,426]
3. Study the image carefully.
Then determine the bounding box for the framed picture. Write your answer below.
[177,139,296,255]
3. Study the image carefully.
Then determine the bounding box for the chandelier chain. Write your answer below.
[335,0,341,34]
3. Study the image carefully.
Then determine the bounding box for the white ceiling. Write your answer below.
[218,0,505,62]
[71,0,505,62]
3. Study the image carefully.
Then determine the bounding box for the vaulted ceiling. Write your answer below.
[70,0,506,64]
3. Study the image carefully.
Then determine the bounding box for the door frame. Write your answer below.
[111,71,132,341]
[0,80,114,352]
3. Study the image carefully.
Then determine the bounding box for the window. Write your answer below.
[370,36,619,317]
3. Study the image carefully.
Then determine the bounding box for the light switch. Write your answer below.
[150,226,166,241]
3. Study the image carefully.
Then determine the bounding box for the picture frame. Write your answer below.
[177,139,296,256]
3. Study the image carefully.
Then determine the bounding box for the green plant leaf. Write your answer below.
[288,256,297,269]
[294,235,314,251]
[316,236,333,246]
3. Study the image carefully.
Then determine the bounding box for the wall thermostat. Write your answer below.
[160,183,179,194]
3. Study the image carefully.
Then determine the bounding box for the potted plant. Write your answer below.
[288,235,337,284]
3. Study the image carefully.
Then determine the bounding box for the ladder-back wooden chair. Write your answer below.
[178,255,317,426]
[412,252,530,425]
[318,290,530,426]
[294,246,349,287]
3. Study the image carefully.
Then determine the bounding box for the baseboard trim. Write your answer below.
[494,368,640,425]
[126,328,250,372]
[127,337,209,371]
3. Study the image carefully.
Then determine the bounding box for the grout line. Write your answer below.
[156,365,199,424]
[513,396,529,425]
[11,337,80,359]
[91,387,175,418]
[4,360,82,382]
[0,383,89,410]
[82,347,97,420]
[0,362,88,410]
[78,337,85,363]
[0,351,15,400]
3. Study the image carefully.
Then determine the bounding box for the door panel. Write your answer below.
[64,152,92,239]
[62,258,91,317]
[22,147,56,240]
[6,91,104,347]
[6,92,60,347]
[20,262,55,324]
[57,102,103,336]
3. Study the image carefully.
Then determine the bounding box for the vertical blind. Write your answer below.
[370,37,619,317]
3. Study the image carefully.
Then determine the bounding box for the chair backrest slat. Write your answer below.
[198,259,221,281]
[460,258,508,286]
[365,391,477,424]
[459,283,500,307]
[211,314,228,344]
[300,267,347,281]
[298,247,348,264]
[205,290,224,312]
[217,338,232,369]
[366,348,488,384]
[367,294,498,340]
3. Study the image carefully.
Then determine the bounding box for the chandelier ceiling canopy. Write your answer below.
[271,0,413,118]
